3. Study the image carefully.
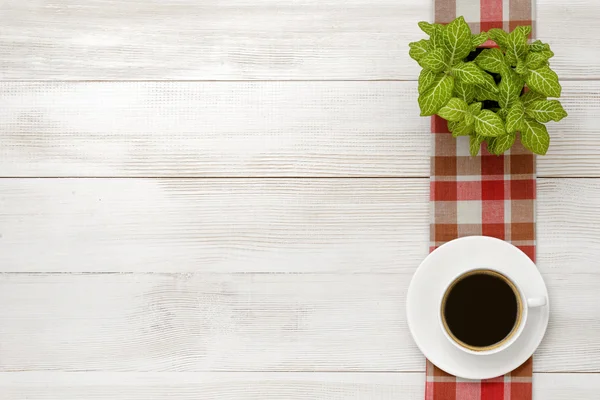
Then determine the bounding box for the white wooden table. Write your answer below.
[0,1,598,398]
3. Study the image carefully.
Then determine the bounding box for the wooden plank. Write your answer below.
[0,81,429,177]
[0,272,598,372]
[1,178,599,273]
[0,81,595,177]
[0,0,594,80]
[0,178,429,273]
[0,0,427,80]
[0,372,598,399]
[538,0,600,80]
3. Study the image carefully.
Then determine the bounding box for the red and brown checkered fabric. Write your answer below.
[428,0,536,399]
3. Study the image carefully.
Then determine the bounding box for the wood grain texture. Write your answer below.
[538,0,600,80]
[0,272,598,372]
[0,81,596,177]
[0,178,429,273]
[1,178,599,273]
[0,81,429,177]
[0,0,594,80]
[0,0,427,80]
[0,372,598,399]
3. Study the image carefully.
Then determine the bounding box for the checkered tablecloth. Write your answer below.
[428,117,536,400]
[427,0,536,390]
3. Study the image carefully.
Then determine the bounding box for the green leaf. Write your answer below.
[418,48,448,72]
[478,72,500,94]
[526,52,552,69]
[521,117,550,155]
[418,75,455,116]
[443,16,473,64]
[474,109,505,137]
[497,107,508,120]
[464,113,475,126]
[498,69,524,109]
[472,31,488,48]
[452,62,499,92]
[506,102,525,133]
[539,49,554,59]
[488,28,508,50]
[474,84,499,101]
[452,120,475,137]
[488,133,516,155]
[453,79,475,103]
[468,102,482,115]
[418,21,436,36]
[506,28,528,65]
[430,24,445,49]
[437,97,469,122]
[513,25,532,38]
[526,65,562,97]
[409,39,431,61]
[525,100,568,122]
[418,69,438,94]
[520,90,546,106]
[516,59,528,75]
[474,48,507,73]
[470,134,484,156]
[530,40,551,52]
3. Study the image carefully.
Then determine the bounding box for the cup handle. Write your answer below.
[527,297,547,308]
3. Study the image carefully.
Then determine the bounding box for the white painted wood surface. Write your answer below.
[0,0,595,80]
[0,178,598,274]
[0,372,598,399]
[1,81,597,177]
[0,272,598,372]
[1,0,598,397]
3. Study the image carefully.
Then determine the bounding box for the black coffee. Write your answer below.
[443,272,519,348]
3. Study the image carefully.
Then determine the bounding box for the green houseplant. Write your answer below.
[409,16,567,156]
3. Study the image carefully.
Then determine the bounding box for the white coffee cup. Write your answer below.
[439,268,547,356]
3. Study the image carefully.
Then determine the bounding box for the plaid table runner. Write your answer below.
[427,1,536,399]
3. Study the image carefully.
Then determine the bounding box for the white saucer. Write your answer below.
[406,236,549,380]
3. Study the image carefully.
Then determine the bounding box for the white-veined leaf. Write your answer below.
[468,102,482,115]
[498,69,524,109]
[521,117,550,155]
[474,48,507,73]
[430,24,445,49]
[525,100,568,122]
[409,39,431,61]
[437,97,469,122]
[526,52,552,69]
[418,21,436,36]
[516,59,528,75]
[474,84,499,102]
[453,62,499,93]
[474,109,505,137]
[469,134,484,156]
[488,28,508,50]
[418,69,438,94]
[506,102,525,133]
[506,28,528,65]
[526,65,562,97]
[443,16,473,64]
[464,113,475,126]
[488,133,516,155]
[520,90,546,106]
[451,120,475,137]
[419,48,448,72]
[418,74,455,116]
[453,79,475,103]
[530,40,551,52]
[472,32,488,48]
[513,25,532,38]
